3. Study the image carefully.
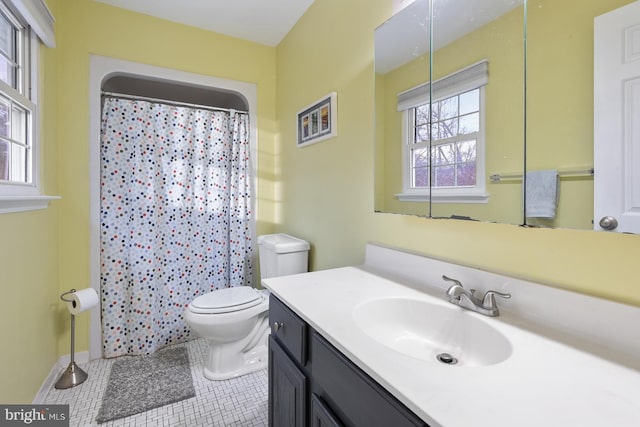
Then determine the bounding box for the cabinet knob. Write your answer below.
[273,322,283,332]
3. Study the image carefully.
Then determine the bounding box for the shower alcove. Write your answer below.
[88,56,258,360]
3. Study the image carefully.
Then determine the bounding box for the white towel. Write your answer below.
[525,170,559,219]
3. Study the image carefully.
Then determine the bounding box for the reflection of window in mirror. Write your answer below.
[397,61,489,204]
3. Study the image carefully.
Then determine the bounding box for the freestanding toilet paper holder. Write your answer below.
[55,289,89,389]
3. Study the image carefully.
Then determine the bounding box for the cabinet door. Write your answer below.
[311,333,428,427]
[270,295,308,365]
[269,335,307,427]
[311,394,344,427]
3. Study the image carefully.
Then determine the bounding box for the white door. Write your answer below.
[594,0,640,233]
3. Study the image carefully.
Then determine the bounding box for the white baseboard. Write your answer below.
[32,351,91,404]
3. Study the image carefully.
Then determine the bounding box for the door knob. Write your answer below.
[599,216,618,231]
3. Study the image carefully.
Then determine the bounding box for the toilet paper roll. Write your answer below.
[66,288,99,315]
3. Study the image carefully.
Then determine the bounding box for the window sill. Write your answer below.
[0,195,61,214]
[396,192,489,204]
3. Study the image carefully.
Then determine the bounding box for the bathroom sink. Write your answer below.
[353,297,512,367]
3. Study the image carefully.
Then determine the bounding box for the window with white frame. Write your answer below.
[0,0,56,213]
[397,60,489,203]
[0,5,33,186]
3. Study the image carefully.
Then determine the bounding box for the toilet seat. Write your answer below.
[189,287,264,314]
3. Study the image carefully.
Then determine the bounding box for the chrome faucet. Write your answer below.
[443,275,511,317]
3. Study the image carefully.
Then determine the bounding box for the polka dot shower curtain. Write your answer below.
[99,97,253,357]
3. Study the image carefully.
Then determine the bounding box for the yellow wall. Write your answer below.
[0,0,60,403]
[0,209,59,404]
[277,0,640,308]
[276,0,386,272]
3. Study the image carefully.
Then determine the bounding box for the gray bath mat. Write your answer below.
[96,345,195,423]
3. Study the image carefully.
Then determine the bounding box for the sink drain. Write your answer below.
[436,353,458,365]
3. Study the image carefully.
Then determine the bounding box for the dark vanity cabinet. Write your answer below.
[268,292,309,427]
[268,295,429,427]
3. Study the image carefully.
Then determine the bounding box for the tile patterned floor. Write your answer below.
[44,339,268,426]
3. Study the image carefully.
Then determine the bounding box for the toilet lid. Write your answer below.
[190,287,263,314]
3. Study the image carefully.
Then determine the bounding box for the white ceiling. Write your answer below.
[94,0,315,47]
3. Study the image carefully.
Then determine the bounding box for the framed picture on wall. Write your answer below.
[297,92,337,147]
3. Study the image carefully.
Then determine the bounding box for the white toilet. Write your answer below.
[184,233,310,380]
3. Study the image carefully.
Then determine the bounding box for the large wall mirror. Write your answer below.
[374,0,637,231]
[375,0,526,225]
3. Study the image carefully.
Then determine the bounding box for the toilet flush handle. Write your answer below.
[272,322,283,332]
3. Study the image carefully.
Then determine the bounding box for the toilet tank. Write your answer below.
[258,234,310,279]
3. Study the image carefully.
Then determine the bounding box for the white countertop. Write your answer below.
[263,264,640,427]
